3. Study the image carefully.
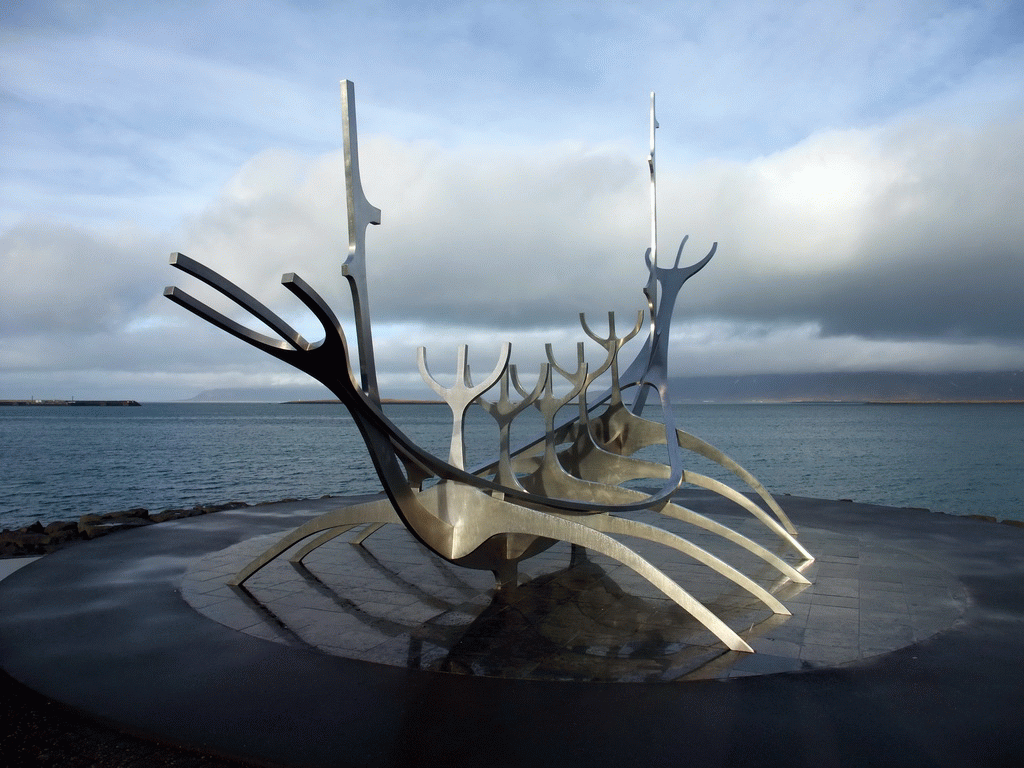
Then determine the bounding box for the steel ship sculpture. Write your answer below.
[165,81,813,653]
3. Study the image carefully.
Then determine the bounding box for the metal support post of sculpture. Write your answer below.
[165,81,814,653]
[340,80,383,402]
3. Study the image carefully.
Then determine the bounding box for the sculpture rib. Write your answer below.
[229,498,401,586]
[560,430,672,486]
[421,482,753,652]
[567,512,790,615]
[660,503,810,584]
[350,521,388,545]
[288,520,390,564]
[592,398,800,536]
[674,430,800,536]
[680,472,813,561]
[289,525,359,563]
[557,426,810,562]
[478,365,548,491]
[419,343,511,470]
[531,471,808,587]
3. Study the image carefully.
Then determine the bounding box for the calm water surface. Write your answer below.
[1,402,1021,529]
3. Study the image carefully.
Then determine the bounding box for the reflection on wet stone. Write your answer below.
[183,513,968,683]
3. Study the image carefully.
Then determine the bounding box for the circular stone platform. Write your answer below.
[2,491,1023,768]
[184,511,966,682]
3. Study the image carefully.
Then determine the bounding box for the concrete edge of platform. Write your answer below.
[0,556,40,581]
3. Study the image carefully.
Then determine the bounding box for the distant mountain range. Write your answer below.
[187,370,1022,403]
[186,385,334,402]
[669,370,1023,403]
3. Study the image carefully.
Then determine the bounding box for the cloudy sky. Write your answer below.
[2,0,1023,401]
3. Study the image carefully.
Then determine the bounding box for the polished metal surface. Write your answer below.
[165,82,814,652]
[174,496,973,685]
[340,80,383,403]
[477,365,547,491]
[419,343,511,470]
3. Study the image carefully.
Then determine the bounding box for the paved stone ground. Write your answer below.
[1,493,1022,768]
[0,667,246,768]
[0,557,245,767]
[183,510,966,681]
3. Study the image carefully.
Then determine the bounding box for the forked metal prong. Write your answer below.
[282,273,346,338]
[169,253,307,350]
[163,286,297,355]
[418,343,511,469]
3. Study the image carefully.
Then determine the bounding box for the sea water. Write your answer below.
[1,402,1021,530]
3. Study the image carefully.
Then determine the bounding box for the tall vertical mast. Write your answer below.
[340,80,383,402]
[631,92,660,416]
[646,91,659,316]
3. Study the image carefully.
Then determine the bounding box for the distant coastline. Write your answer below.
[287,398,1024,406]
[0,400,141,407]
[709,399,1024,405]
[283,398,444,405]
[186,370,1023,405]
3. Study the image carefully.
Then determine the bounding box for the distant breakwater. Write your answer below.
[0,400,141,407]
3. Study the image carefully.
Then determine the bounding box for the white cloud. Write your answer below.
[668,320,1024,377]
[2,0,1022,400]
[0,221,163,335]
[658,114,1024,340]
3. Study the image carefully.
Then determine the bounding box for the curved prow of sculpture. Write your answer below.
[563,235,800,538]
[166,258,683,515]
[626,236,716,414]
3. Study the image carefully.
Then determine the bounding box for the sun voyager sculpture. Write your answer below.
[166,81,814,653]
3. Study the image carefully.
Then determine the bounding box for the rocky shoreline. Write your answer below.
[0,501,257,558]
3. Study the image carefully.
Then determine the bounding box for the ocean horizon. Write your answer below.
[2,401,1021,531]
